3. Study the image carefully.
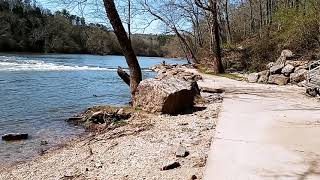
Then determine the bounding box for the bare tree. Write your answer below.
[195,0,224,73]
[142,0,198,64]
[103,0,142,96]
[224,0,232,44]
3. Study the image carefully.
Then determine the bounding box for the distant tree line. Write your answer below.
[142,0,320,72]
[0,0,173,57]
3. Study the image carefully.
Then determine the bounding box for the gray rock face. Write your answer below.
[247,73,260,83]
[290,69,307,84]
[268,74,289,85]
[270,64,285,74]
[133,77,198,114]
[281,64,295,76]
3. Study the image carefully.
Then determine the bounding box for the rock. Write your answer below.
[190,175,198,180]
[294,65,308,72]
[297,80,307,87]
[95,161,103,168]
[270,64,285,74]
[274,56,286,66]
[257,70,270,84]
[133,77,198,114]
[247,73,259,83]
[161,161,181,171]
[266,62,275,69]
[40,140,48,145]
[258,70,270,76]
[306,88,318,97]
[176,145,189,157]
[268,74,289,85]
[286,60,308,67]
[280,49,293,58]
[290,69,307,84]
[281,64,295,76]
[117,108,124,115]
[2,133,28,141]
[258,75,269,84]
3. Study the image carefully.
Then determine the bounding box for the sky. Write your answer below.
[37,0,165,34]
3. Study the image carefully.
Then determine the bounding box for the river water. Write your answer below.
[0,53,185,165]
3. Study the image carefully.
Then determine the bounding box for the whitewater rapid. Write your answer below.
[0,56,151,72]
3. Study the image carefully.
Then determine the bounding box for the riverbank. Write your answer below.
[0,95,222,180]
[0,63,223,179]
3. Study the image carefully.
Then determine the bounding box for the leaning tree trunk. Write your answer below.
[103,0,142,96]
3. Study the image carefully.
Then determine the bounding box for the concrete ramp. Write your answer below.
[200,75,320,180]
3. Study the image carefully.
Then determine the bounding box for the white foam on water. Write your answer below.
[0,57,151,72]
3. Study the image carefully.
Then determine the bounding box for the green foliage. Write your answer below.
[273,6,320,52]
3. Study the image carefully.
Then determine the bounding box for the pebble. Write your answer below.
[176,146,189,157]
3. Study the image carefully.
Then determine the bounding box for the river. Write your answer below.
[0,53,185,165]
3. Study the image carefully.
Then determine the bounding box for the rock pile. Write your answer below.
[247,50,309,86]
[67,106,132,130]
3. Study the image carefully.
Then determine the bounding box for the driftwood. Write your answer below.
[117,66,130,86]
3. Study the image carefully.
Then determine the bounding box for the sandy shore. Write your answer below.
[0,72,222,180]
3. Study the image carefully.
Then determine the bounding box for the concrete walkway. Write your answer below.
[199,75,320,180]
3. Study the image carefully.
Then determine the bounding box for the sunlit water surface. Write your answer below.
[0,53,185,165]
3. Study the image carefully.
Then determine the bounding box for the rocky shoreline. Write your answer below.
[0,64,223,179]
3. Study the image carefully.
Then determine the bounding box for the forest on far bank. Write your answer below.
[2,0,320,72]
[0,0,181,57]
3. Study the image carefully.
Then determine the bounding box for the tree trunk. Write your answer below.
[128,0,131,41]
[249,0,254,33]
[225,0,232,44]
[210,0,224,73]
[103,0,142,96]
[259,0,263,38]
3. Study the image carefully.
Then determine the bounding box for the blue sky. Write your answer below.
[37,0,164,34]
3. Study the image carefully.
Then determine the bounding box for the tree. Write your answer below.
[195,0,225,73]
[103,0,142,97]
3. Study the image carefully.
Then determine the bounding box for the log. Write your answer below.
[2,133,29,141]
[117,66,130,86]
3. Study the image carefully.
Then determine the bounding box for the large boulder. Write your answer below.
[270,64,285,74]
[133,77,198,114]
[281,64,295,76]
[268,74,289,85]
[247,73,259,83]
[290,69,307,84]
[258,70,270,84]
